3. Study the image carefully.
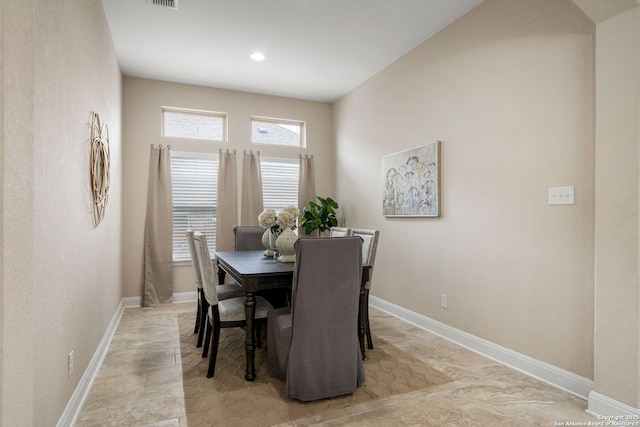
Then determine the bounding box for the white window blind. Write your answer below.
[261,157,299,212]
[171,151,218,262]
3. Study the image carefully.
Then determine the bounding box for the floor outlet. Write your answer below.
[440,294,448,309]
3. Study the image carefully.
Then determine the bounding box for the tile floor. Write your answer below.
[75,302,596,426]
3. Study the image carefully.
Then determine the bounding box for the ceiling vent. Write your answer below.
[151,0,178,10]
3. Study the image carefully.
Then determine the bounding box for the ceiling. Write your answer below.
[101,0,638,103]
[570,0,638,23]
[101,0,484,102]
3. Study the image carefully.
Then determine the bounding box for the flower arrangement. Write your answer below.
[258,208,278,231]
[277,205,299,230]
[258,205,300,233]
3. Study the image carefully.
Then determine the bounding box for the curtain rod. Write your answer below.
[150,144,170,149]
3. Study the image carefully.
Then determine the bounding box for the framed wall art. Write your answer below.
[382,141,440,217]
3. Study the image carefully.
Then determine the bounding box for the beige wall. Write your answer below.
[121,78,333,297]
[594,6,640,407]
[1,1,122,425]
[335,0,596,378]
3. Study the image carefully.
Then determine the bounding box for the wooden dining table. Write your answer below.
[214,249,371,381]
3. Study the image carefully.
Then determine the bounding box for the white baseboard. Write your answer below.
[122,291,198,308]
[122,296,141,307]
[370,296,594,400]
[57,300,125,427]
[587,391,640,419]
[172,291,197,304]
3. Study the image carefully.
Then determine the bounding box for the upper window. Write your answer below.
[251,116,305,147]
[170,151,218,262]
[261,157,299,212]
[162,107,227,141]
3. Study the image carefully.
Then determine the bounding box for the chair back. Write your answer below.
[329,227,350,237]
[186,229,203,290]
[286,236,364,400]
[350,228,379,290]
[193,232,219,306]
[349,228,379,267]
[234,225,266,251]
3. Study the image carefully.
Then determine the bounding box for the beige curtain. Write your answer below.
[142,145,173,307]
[298,154,316,236]
[216,149,238,252]
[241,151,264,225]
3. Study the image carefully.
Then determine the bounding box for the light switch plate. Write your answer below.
[548,186,574,205]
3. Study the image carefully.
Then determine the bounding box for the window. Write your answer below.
[171,151,218,262]
[251,116,305,147]
[261,157,299,212]
[162,107,227,141]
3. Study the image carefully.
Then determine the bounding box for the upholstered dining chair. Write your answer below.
[193,231,273,378]
[329,226,351,237]
[267,237,365,401]
[349,228,379,350]
[186,230,244,348]
[233,225,265,251]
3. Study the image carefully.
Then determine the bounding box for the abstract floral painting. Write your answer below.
[382,142,440,217]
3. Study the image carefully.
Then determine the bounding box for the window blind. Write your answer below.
[261,157,299,212]
[170,151,218,262]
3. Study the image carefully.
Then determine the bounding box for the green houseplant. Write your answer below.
[300,196,339,236]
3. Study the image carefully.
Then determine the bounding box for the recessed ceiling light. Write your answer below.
[250,52,266,61]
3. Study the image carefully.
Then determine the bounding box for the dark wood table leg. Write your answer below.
[244,291,257,381]
[359,284,366,360]
[216,258,226,284]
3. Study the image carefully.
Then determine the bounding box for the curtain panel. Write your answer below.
[241,151,264,226]
[298,155,316,236]
[216,150,238,253]
[142,146,173,306]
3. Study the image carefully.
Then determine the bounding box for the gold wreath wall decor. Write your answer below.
[90,112,110,227]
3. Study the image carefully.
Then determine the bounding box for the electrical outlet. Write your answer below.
[440,294,448,309]
[68,351,74,377]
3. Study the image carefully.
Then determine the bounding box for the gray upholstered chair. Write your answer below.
[233,225,266,251]
[329,226,351,237]
[267,237,365,401]
[186,230,244,348]
[193,231,273,377]
[349,228,379,350]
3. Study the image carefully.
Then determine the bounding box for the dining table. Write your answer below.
[214,249,371,381]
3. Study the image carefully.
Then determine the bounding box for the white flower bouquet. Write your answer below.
[258,205,299,232]
[277,205,300,230]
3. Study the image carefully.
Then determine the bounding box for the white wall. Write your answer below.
[1,1,122,425]
[121,78,333,297]
[334,0,596,379]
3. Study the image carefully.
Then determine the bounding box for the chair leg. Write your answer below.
[365,290,374,350]
[197,299,209,348]
[194,290,201,334]
[255,324,262,349]
[207,319,221,377]
[202,315,212,358]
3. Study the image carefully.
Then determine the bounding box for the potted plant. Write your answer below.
[300,196,339,236]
